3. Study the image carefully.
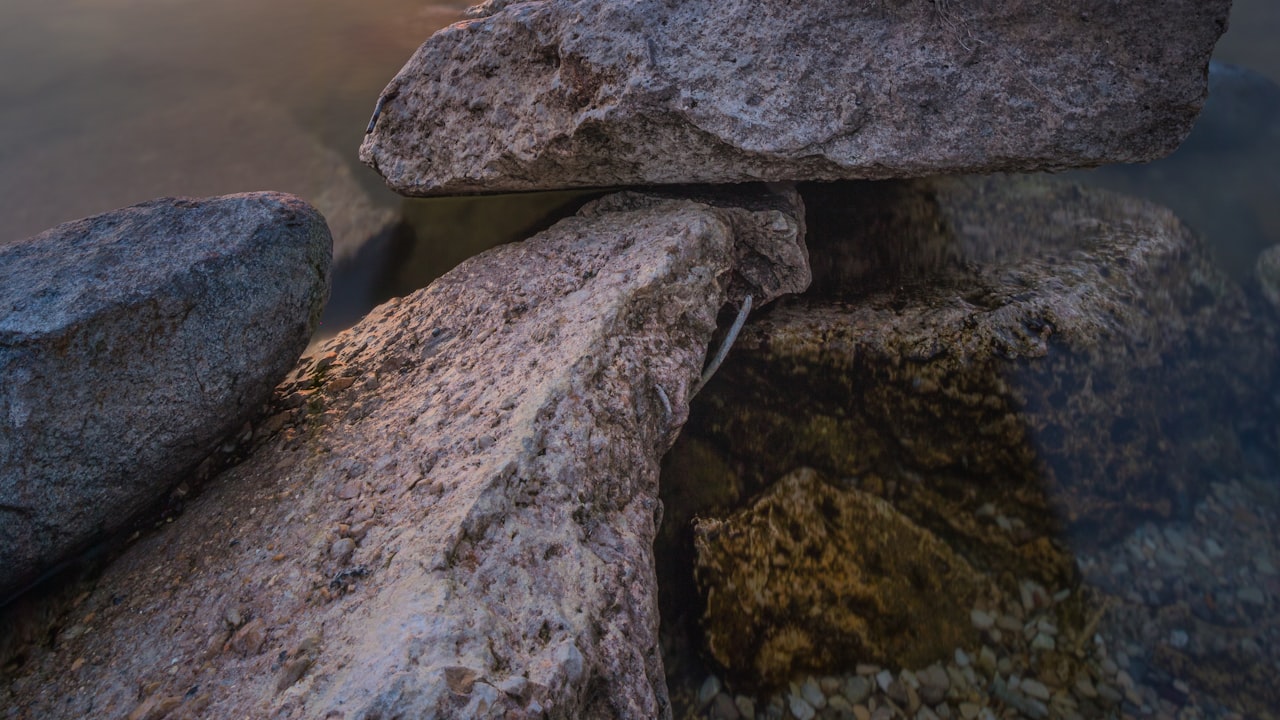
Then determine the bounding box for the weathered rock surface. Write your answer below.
[361,0,1228,195]
[0,193,331,599]
[693,468,994,687]
[0,187,808,719]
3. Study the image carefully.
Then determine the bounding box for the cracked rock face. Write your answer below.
[0,187,808,719]
[361,0,1228,195]
[0,193,331,600]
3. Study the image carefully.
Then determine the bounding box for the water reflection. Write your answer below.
[0,0,597,341]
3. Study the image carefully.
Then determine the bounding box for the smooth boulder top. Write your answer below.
[0,192,331,599]
[361,0,1228,195]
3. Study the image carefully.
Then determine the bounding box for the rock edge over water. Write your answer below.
[362,0,1228,195]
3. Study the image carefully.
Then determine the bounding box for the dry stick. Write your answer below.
[655,384,672,420]
[692,294,752,397]
[365,95,389,134]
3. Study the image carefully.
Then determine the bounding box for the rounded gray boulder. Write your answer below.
[0,192,331,599]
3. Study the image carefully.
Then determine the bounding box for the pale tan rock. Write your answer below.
[361,0,1228,195]
[0,186,808,719]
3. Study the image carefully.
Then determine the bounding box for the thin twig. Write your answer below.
[655,384,672,420]
[366,95,388,134]
[692,294,752,396]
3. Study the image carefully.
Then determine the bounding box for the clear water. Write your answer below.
[0,0,1277,718]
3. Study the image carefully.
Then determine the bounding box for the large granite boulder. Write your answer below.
[678,177,1269,550]
[0,193,331,600]
[360,0,1228,195]
[0,187,809,719]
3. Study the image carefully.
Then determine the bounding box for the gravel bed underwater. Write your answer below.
[676,476,1280,720]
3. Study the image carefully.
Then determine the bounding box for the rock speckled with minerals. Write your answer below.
[361,0,1228,194]
[0,186,809,720]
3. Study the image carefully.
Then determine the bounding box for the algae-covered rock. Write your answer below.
[693,468,994,687]
[687,176,1270,552]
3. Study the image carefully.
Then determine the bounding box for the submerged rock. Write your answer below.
[0,193,331,600]
[661,176,1273,687]
[694,468,993,687]
[361,0,1227,195]
[0,187,808,719]
[1068,62,1280,282]
[682,177,1268,551]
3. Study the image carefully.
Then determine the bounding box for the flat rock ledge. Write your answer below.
[0,193,331,600]
[0,187,808,719]
[361,0,1227,195]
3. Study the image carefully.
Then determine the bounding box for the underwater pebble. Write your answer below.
[875,669,894,692]
[708,693,739,720]
[1019,678,1050,701]
[843,675,872,704]
[1237,586,1266,605]
[800,677,826,709]
[697,675,721,708]
[969,609,995,630]
[828,694,853,713]
[1096,683,1123,705]
[916,664,950,706]
[1074,673,1097,699]
[1204,538,1226,558]
[787,693,816,720]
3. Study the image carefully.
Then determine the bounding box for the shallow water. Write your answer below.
[1,0,1278,718]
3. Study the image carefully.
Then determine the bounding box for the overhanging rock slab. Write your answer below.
[361,0,1228,195]
[0,187,808,719]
